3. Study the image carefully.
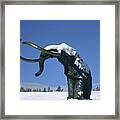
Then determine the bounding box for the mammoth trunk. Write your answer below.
[35,57,45,77]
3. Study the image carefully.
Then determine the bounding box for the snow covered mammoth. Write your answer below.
[21,41,92,100]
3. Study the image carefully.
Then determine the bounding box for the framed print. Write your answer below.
[0,0,119,119]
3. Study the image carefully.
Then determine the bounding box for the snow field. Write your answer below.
[20,91,100,100]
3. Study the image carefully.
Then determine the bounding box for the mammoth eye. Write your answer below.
[40,53,48,58]
[40,54,44,57]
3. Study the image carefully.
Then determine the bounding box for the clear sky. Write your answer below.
[20,20,100,88]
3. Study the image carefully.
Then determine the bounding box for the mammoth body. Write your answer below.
[21,42,92,100]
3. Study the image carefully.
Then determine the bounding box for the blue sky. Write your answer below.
[20,20,100,88]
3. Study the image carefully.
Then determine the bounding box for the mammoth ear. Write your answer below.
[22,41,60,57]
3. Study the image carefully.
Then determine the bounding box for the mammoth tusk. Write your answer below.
[20,56,40,63]
[22,41,60,57]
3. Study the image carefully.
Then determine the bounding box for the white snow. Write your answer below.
[44,43,77,56]
[20,91,100,100]
[45,45,58,51]
[74,57,90,74]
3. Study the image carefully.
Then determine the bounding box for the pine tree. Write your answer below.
[43,88,46,92]
[20,87,25,92]
[48,87,51,92]
[39,88,41,92]
[56,85,63,92]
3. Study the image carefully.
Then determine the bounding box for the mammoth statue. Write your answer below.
[21,41,92,100]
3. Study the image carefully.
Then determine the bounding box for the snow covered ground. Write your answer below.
[20,91,100,100]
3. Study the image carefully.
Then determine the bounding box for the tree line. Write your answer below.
[20,85,64,92]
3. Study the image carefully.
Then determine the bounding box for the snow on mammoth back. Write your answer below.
[44,43,77,56]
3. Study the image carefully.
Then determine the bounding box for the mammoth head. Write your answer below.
[21,41,61,77]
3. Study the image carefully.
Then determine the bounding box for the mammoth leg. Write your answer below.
[83,74,92,99]
[83,80,91,99]
[67,78,74,99]
[74,79,84,99]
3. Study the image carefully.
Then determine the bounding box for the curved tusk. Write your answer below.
[22,41,60,57]
[20,56,40,63]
